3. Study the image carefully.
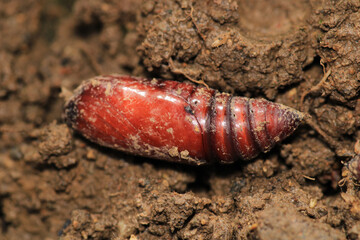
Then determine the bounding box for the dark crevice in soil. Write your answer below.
[74,15,103,38]
[302,55,322,72]
[0,196,9,233]
[57,219,71,237]
[186,167,212,194]
[172,210,197,238]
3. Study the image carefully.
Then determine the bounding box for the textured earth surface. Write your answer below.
[0,0,359,239]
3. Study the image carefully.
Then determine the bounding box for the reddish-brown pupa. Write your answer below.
[64,75,303,165]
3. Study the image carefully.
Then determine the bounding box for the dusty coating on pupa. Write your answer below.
[64,75,209,165]
[64,75,304,165]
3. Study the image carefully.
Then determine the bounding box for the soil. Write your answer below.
[0,0,359,239]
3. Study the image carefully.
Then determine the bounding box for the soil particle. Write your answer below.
[19,122,75,168]
[0,0,42,53]
[313,1,360,104]
[178,210,235,240]
[243,156,280,178]
[348,223,360,240]
[0,51,17,97]
[281,137,335,178]
[36,122,73,158]
[253,204,345,240]
[313,104,356,138]
[0,100,22,123]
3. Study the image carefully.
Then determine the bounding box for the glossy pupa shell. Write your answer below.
[64,75,303,165]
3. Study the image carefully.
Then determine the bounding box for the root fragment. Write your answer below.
[169,58,209,89]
